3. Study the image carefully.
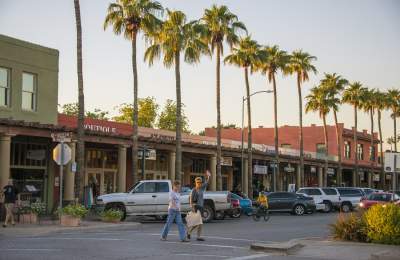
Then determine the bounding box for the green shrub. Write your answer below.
[59,204,88,218]
[30,202,47,216]
[100,209,123,222]
[330,212,367,242]
[364,204,400,245]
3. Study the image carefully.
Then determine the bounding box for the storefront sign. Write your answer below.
[288,184,296,193]
[84,124,117,134]
[327,168,335,175]
[284,164,295,173]
[221,157,232,166]
[71,162,77,173]
[139,149,156,160]
[384,152,400,172]
[54,176,60,187]
[51,132,72,142]
[254,165,268,174]
[150,133,175,141]
[310,166,316,173]
[27,150,46,160]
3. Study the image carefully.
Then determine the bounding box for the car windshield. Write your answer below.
[367,193,392,202]
[231,193,243,200]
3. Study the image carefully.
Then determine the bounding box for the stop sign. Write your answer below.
[53,143,72,165]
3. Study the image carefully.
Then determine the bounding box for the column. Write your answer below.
[210,155,217,191]
[352,169,357,187]
[318,167,323,187]
[0,134,11,192]
[168,151,176,181]
[243,159,249,196]
[117,145,127,192]
[367,171,372,188]
[296,165,301,190]
[323,169,328,187]
[64,142,76,202]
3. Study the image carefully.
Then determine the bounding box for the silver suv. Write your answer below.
[335,187,365,212]
[297,187,340,213]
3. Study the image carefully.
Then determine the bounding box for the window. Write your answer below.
[369,146,375,161]
[281,144,292,149]
[337,188,362,197]
[156,182,169,193]
[357,144,364,160]
[191,158,210,173]
[0,67,10,107]
[322,188,338,195]
[307,189,322,195]
[134,182,156,193]
[344,141,351,159]
[316,144,326,154]
[22,72,37,111]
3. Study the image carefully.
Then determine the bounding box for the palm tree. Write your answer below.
[255,45,289,191]
[320,73,348,186]
[387,89,400,152]
[104,0,163,184]
[374,90,387,188]
[342,82,367,186]
[305,86,332,183]
[225,36,264,198]
[201,5,246,191]
[387,137,395,152]
[73,0,85,200]
[145,10,210,183]
[285,50,317,187]
[360,88,377,185]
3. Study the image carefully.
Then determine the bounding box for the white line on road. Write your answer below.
[227,254,270,260]
[149,233,274,243]
[175,253,229,258]
[25,237,129,241]
[165,241,247,249]
[1,249,62,252]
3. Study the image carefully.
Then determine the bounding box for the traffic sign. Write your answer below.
[51,132,72,143]
[53,143,72,165]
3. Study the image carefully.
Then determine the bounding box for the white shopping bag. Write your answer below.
[185,210,203,227]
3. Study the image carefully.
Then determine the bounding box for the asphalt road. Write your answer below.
[0,212,338,260]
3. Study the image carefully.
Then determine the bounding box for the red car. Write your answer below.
[358,192,400,209]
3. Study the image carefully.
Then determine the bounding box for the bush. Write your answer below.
[30,202,47,216]
[59,204,88,218]
[364,204,400,245]
[101,209,123,222]
[330,213,367,242]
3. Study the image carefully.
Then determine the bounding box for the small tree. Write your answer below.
[113,97,159,127]
[157,99,189,132]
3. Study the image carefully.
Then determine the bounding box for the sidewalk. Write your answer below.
[0,220,141,237]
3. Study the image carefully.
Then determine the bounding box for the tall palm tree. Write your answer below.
[225,36,264,198]
[305,86,332,182]
[342,82,367,186]
[360,88,377,186]
[255,45,289,191]
[320,73,348,186]
[74,0,85,200]
[374,90,387,188]
[201,5,246,191]
[285,50,317,186]
[387,89,400,152]
[104,0,163,184]
[145,10,210,183]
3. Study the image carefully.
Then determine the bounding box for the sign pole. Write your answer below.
[393,154,397,191]
[59,141,64,209]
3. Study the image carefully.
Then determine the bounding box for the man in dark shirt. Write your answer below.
[2,179,19,227]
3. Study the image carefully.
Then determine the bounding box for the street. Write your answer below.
[0,213,338,260]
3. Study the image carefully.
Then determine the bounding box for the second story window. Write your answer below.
[369,146,376,161]
[316,143,326,154]
[0,67,10,107]
[344,141,351,159]
[357,143,364,160]
[22,72,37,111]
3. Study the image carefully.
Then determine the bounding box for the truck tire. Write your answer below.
[214,211,225,220]
[341,202,352,213]
[322,201,332,213]
[106,203,127,221]
[293,204,305,216]
[202,204,214,223]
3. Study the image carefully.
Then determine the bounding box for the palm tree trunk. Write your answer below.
[354,105,359,186]
[175,51,182,183]
[394,113,397,152]
[378,110,384,189]
[334,111,342,186]
[131,31,139,185]
[296,74,304,186]
[216,45,222,191]
[323,114,329,186]
[244,67,253,199]
[370,108,374,187]
[74,0,85,201]
[272,74,280,191]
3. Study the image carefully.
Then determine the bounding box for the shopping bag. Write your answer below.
[185,210,203,227]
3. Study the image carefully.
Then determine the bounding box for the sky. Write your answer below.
[0,0,399,148]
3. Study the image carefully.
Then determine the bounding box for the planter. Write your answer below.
[19,213,38,224]
[60,215,81,227]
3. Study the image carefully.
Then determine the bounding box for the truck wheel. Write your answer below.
[231,209,241,218]
[214,211,225,220]
[202,205,214,223]
[322,201,332,213]
[341,202,352,213]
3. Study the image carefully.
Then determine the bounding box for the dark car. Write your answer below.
[267,192,316,215]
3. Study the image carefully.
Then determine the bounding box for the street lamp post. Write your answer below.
[241,90,273,195]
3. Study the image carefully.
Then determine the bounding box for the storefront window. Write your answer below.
[11,169,45,202]
[191,158,210,173]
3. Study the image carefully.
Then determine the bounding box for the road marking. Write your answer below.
[228,255,270,260]
[175,253,229,258]
[25,237,129,241]
[165,241,247,249]
[1,249,62,252]
[149,233,274,243]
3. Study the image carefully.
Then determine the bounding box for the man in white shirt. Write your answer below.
[160,181,188,242]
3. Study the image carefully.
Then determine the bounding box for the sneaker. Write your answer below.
[196,237,205,241]
[180,239,190,243]
[186,233,191,240]
[160,237,167,241]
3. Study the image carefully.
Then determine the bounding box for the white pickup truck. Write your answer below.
[95,180,233,223]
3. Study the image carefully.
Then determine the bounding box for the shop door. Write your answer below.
[88,172,101,197]
[104,171,116,194]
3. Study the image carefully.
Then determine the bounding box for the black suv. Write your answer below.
[266,192,316,215]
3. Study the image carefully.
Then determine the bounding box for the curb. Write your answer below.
[250,240,304,255]
[370,250,400,260]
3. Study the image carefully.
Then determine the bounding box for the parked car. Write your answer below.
[297,187,340,212]
[266,192,316,215]
[360,188,375,196]
[225,198,241,218]
[231,193,252,216]
[335,187,365,212]
[95,180,233,223]
[359,192,400,209]
[389,190,400,197]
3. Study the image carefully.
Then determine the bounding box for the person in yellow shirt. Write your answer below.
[257,192,268,209]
